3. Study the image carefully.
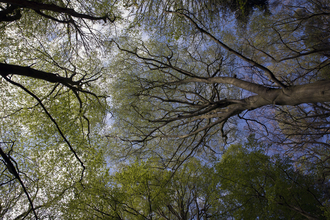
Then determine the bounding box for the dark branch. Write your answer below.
[0,62,80,86]
[0,4,21,21]
[0,0,116,22]
[0,143,38,219]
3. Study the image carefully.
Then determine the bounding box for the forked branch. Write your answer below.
[166,10,287,88]
[0,143,38,219]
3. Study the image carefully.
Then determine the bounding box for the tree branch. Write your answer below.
[0,0,116,22]
[0,62,79,87]
[167,10,287,88]
[0,4,21,21]
[2,76,86,182]
[173,77,276,95]
[0,143,38,219]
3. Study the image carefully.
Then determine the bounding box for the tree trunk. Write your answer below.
[246,80,330,109]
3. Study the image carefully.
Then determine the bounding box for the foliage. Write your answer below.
[0,0,330,219]
[216,138,326,219]
[62,137,329,219]
[0,0,114,218]
[108,0,330,171]
[107,37,240,165]
[122,0,270,29]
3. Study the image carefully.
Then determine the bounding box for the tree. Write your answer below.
[215,139,326,219]
[1,0,330,218]
[108,0,330,170]
[62,157,222,220]
[0,0,263,217]
[60,137,329,219]
[0,0,116,218]
[122,0,270,27]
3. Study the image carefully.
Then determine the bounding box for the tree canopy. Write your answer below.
[58,137,328,219]
[0,0,330,219]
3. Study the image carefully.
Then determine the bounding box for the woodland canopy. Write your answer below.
[0,0,329,219]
